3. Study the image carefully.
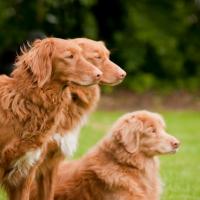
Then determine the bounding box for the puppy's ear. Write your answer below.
[29,39,54,87]
[115,118,143,154]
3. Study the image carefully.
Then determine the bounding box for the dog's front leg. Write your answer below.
[19,166,37,200]
[36,166,58,200]
[6,166,37,200]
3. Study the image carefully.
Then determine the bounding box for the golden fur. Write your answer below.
[0,37,102,200]
[73,38,126,86]
[52,110,180,200]
[31,38,126,200]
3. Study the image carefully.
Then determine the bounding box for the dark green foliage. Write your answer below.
[0,0,199,91]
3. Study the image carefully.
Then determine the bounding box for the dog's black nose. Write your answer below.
[120,71,126,79]
[95,72,102,80]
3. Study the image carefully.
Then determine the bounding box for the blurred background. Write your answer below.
[0,1,199,200]
[0,0,199,110]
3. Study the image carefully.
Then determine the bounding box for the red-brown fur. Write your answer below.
[52,111,180,200]
[33,84,100,200]
[73,38,126,86]
[31,38,126,200]
[0,37,102,200]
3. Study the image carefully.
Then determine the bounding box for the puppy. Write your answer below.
[0,37,102,200]
[53,110,180,200]
[31,38,126,200]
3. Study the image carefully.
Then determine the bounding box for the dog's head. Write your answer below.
[73,38,126,86]
[112,110,180,156]
[16,38,102,87]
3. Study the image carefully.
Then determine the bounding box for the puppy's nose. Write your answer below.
[171,140,180,149]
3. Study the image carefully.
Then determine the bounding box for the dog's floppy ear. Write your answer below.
[71,89,89,105]
[29,39,54,87]
[115,117,143,154]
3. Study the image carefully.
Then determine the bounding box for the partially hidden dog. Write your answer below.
[31,38,126,200]
[0,37,102,200]
[52,110,180,200]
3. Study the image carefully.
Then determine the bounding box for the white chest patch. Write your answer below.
[53,129,79,157]
[8,148,42,185]
[53,114,88,157]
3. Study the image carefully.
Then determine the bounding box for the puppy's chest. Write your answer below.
[137,169,162,199]
[104,192,132,200]
[52,114,88,157]
[111,166,161,200]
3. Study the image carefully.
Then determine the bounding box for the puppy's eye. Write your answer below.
[152,128,156,132]
[146,127,156,133]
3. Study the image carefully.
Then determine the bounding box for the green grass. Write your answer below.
[1,110,199,200]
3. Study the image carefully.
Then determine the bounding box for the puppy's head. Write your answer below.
[73,38,126,86]
[18,38,102,87]
[112,110,180,156]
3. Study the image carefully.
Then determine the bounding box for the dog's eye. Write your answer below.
[95,55,101,59]
[152,128,157,132]
[65,54,74,59]
[146,127,156,133]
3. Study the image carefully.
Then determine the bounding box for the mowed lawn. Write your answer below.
[0,110,199,200]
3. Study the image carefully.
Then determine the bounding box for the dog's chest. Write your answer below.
[52,114,88,157]
[134,160,161,200]
[8,148,42,185]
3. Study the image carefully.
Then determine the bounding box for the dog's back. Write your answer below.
[53,148,142,200]
[54,154,109,200]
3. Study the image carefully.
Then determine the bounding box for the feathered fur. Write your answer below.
[52,111,180,200]
[0,37,102,200]
[31,38,126,200]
